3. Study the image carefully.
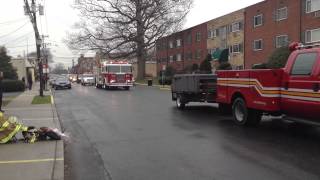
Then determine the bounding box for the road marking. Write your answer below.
[134,83,148,86]
[0,158,64,164]
[51,95,54,104]
[4,107,52,110]
[22,117,54,121]
[160,88,171,91]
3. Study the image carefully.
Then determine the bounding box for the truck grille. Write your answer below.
[116,74,125,83]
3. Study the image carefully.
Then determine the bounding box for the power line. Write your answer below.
[53,56,78,59]
[0,18,28,25]
[0,21,30,39]
[1,31,34,45]
[6,44,36,48]
[44,0,49,35]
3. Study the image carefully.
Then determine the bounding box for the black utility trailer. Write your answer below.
[171,74,217,109]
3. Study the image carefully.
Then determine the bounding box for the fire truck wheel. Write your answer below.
[124,86,130,90]
[176,95,186,110]
[232,98,261,126]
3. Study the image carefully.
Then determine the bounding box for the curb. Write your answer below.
[51,95,54,104]
[135,83,171,91]
[48,90,64,180]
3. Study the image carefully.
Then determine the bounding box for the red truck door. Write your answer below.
[281,51,320,120]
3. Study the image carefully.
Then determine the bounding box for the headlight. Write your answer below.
[110,80,116,83]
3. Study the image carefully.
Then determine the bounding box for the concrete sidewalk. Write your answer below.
[0,83,64,180]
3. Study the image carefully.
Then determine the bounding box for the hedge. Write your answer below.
[2,80,25,92]
[158,77,172,85]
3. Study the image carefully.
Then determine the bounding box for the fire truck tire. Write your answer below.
[232,98,261,126]
[176,95,186,110]
[124,86,130,90]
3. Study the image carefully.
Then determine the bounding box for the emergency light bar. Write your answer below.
[299,43,320,49]
[289,42,320,51]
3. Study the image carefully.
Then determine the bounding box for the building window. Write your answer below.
[156,43,161,51]
[211,29,219,38]
[186,34,192,44]
[196,32,201,42]
[306,28,320,43]
[231,22,242,32]
[253,39,263,51]
[177,54,182,61]
[208,30,212,39]
[230,43,243,53]
[195,49,202,59]
[276,35,289,48]
[169,41,173,49]
[186,52,193,60]
[276,7,288,21]
[169,55,173,62]
[254,14,263,27]
[306,0,320,13]
[176,39,181,47]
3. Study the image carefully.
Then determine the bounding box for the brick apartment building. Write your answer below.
[77,54,95,74]
[207,9,245,70]
[156,0,320,72]
[156,23,207,73]
[245,0,320,68]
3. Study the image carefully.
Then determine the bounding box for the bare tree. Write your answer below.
[66,0,193,80]
[51,63,68,75]
[28,48,53,63]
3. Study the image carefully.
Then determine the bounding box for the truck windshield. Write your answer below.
[121,66,132,73]
[107,66,121,73]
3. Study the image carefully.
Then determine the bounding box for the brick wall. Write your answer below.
[156,23,207,74]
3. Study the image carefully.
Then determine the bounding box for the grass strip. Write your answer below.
[31,95,52,105]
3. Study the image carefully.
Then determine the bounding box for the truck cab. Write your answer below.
[281,46,320,121]
[96,61,133,90]
[217,44,320,125]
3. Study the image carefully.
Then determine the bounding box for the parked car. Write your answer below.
[81,74,95,86]
[54,78,71,90]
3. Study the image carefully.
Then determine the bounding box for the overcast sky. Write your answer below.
[0,0,263,67]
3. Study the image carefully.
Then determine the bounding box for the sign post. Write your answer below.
[162,65,166,88]
[42,64,49,90]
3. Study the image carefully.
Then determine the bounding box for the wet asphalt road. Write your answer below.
[54,84,320,180]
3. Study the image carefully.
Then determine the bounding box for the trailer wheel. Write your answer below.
[176,95,186,110]
[232,98,261,126]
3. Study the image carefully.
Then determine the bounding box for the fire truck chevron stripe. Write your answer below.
[217,78,320,102]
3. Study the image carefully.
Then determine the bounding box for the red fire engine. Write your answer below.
[172,43,320,126]
[96,61,133,90]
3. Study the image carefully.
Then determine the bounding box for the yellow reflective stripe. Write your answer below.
[0,124,22,144]
[21,126,28,131]
[0,121,10,131]
[29,133,37,143]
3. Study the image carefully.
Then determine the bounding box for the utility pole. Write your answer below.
[23,0,44,96]
[72,59,75,73]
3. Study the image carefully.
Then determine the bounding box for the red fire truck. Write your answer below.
[172,43,320,126]
[95,61,133,90]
